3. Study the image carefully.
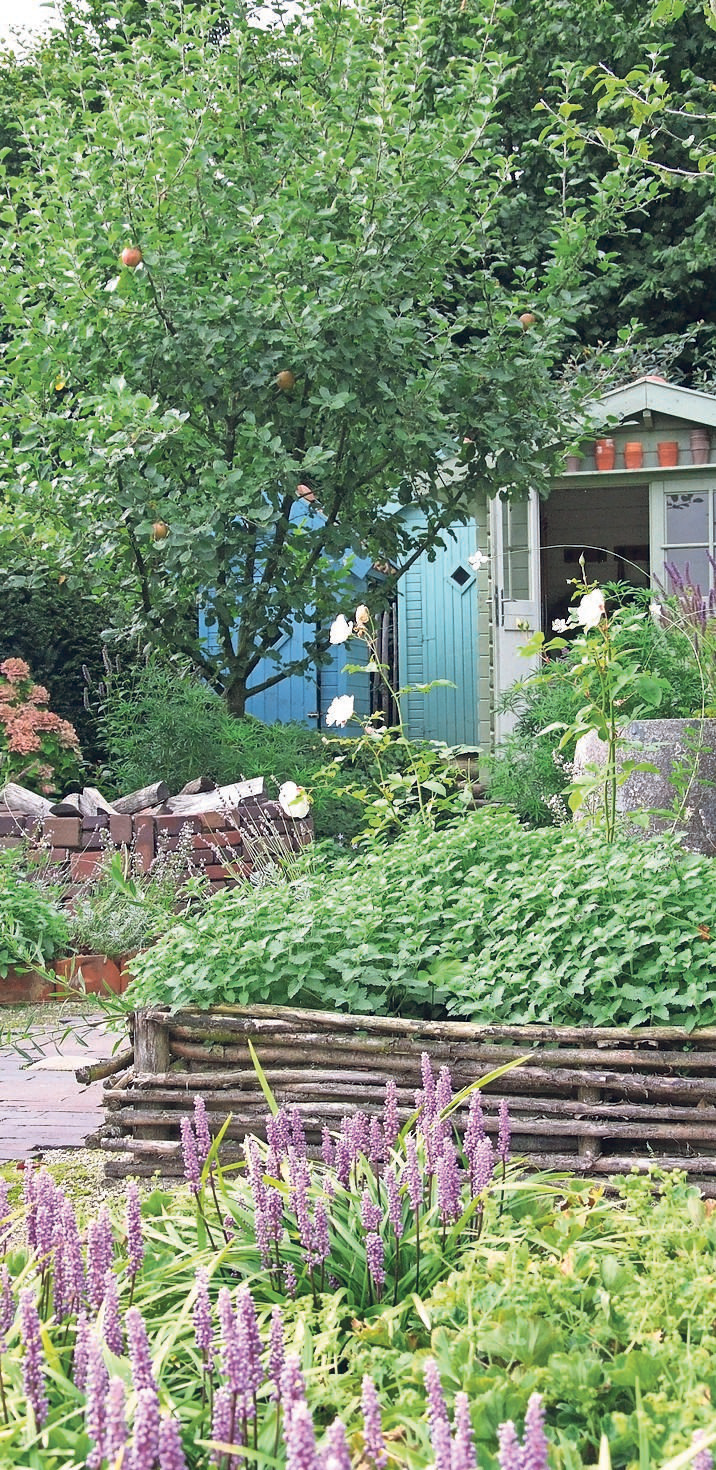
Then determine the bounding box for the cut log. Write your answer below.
[114,782,169,815]
[48,792,83,816]
[79,787,117,817]
[177,776,217,796]
[0,782,53,819]
[166,778,264,815]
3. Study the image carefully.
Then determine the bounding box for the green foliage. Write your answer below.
[127,807,716,1028]
[66,845,209,961]
[0,0,651,712]
[0,850,67,977]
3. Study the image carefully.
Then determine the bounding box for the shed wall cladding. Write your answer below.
[398,515,479,745]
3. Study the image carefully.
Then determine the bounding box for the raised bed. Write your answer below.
[101,1005,716,1192]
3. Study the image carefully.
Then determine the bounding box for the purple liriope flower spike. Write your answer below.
[385,1168,404,1241]
[436,1138,463,1226]
[497,1099,511,1165]
[420,1052,437,1123]
[211,1385,240,1468]
[126,1181,145,1279]
[19,1287,49,1427]
[34,1169,57,1261]
[87,1206,114,1310]
[85,1330,109,1470]
[102,1272,123,1356]
[369,1117,385,1171]
[321,1126,335,1167]
[284,1260,298,1298]
[193,1266,213,1357]
[0,1265,14,1349]
[334,1135,351,1188]
[522,1393,549,1470]
[452,1392,477,1470]
[361,1189,382,1234]
[61,1197,85,1310]
[383,1078,399,1154]
[471,1136,494,1198]
[268,1306,285,1402]
[403,1133,423,1213]
[435,1065,453,1148]
[23,1163,38,1250]
[285,1397,318,1470]
[280,1353,307,1434]
[0,1177,9,1242]
[692,1432,714,1470]
[74,1309,91,1391]
[131,1385,161,1470]
[159,1412,189,1470]
[180,1116,201,1195]
[266,1106,291,1160]
[464,1093,486,1178]
[312,1198,331,1265]
[498,1420,525,1470]
[105,1376,128,1463]
[218,1286,247,1398]
[126,1305,158,1394]
[350,1110,370,1162]
[323,1418,352,1470]
[365,1232,385,1291]
[289,1105,307,1158]
[424,1359,451,1470]
[361,1376,388,1469]
[237,1284,264,1397]
[193,1095,212,1167]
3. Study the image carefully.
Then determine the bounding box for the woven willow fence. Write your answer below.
[100,1006,716,1192]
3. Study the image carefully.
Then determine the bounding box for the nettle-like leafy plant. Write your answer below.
[521,567,668,840]
[320,604,474,839]
[0,657,83,796]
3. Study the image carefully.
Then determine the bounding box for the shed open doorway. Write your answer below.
[539,482,651,631]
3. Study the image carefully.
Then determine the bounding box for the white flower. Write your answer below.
[468,549,488,571]
[355,604,371,631]
[575,588,606,630]
[366,724,387,738]
[325,694,355,728]
[329,614,353,645]
[650,602,663,621]
[277,781,311,819]
[552,618,570,632]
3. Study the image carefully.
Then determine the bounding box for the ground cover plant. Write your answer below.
[126,809,716,1029]
[0,851,67,979]
[0,1064,715,1469]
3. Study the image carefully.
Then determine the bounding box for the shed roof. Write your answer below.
[589,376,716,429]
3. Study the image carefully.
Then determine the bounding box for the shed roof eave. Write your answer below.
[586,377,716,429]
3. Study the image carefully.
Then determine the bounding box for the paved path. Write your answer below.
[0,1008,119,1161]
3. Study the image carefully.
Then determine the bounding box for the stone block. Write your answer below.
[43,817,81,846]
[109,814,133,846]
[71,851,102,880]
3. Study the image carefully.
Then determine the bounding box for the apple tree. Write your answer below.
[0,0,657,714]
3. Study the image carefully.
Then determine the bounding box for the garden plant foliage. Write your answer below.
[127,809,716,1028]
[0,851,67,978]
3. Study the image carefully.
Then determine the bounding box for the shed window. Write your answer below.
[451,565,471,587]
[663,490,715,589]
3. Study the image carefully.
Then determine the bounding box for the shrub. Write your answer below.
[66,844,210,960]
[126,808,716,1029]
[0,851,67,975]
[0,657,84,796]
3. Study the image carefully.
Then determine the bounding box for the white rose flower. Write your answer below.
[468,549,488,571]
[552,618,569,632]
[575,588,606,630]
[650,602,663,621]
[325,694,355,727]
[329,614,353,645]
[278,781,311,819]
[355,604,371,631]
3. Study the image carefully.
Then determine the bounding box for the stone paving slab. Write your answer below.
[0,1008,120,1161]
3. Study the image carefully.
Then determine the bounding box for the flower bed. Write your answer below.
[101,1004,716,1191]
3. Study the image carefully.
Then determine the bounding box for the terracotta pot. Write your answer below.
[52,954,123,996]
[595,438,616,471]
[690,429,711,465]
[0,967,55,1005]
[623,442,643,469]
[657,440,679,467]
[118,951,140,995]
[564,453,582,473]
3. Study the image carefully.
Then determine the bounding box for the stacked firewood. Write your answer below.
[0,774,265,822]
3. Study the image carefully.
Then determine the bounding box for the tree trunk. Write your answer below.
[225,679,248,718]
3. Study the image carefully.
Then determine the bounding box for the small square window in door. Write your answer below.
[451,565,471,588]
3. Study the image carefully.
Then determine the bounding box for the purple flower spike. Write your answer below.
[237,1285,264,1396]
[268,1306,285,1401]
[285,1398,318,1470]
[218,1286,246,1398]
[361,1190,382,1234]
[424,1359,451,1470]
[692,1433,714,1470]
[193,1096,212,1166]
[126,1182,145,1279]
[522,1393,548,1470]
[0,1265,14,1349]
[419,1053,437,1124]
[403,1133,423,1213]
[0,1178,9,1248]
[334,1136,351,1188]
[497,1099,511,1165]
[385,1168,404,1242]
[321,1127,335,1167]
[436,1138,462,1226]
[266,1106,291,1160]
[85,1331,109,1470]
[159,1412,189,1470]
[105,1376,128,1463]
[87,1206,114,1310]
[211,1385,240,1468]
[73,1309,91,1391]
[312,1198,331,1265]
[498,1420,525,1470]
[18,1287,48,1428]
[126,1305,157,1395]
[435,1065,453,1149]
[453,1392,477,1470]
[471,1136,494,1198]
[369,1117,385,1171]
[280,1353,307,1433]
[323,1418,352,1470]
[59,1198,85,1314]
[383,1078,399,1154]
[361,1376,388,1469]
[365,1232,385,1291]
[464,1092,486,1176]
[289,1106,307,1158]
[131,1385,161,1470]
[193,1267,213,1357]
[284,1261,298,1298]
[180,1116,201,1195]
[102,1272,123,1356]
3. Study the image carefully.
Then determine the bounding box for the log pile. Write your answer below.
[101,1005,716,1192]
[0,777,312,894]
